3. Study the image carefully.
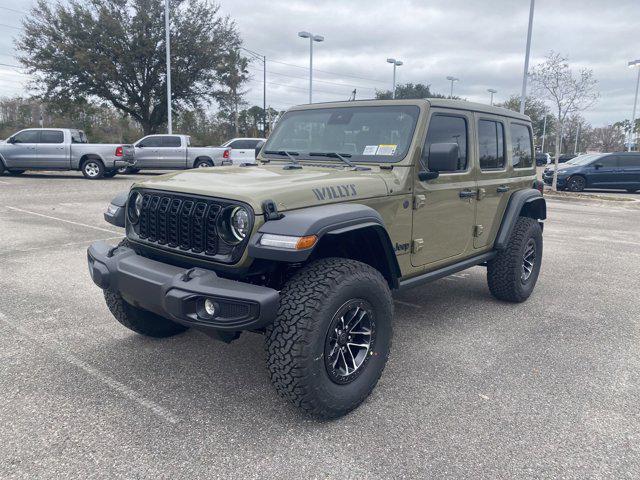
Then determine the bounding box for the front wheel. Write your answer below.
[81,159,105,179]
[266,258,393,419]
[566,175,586,192]
[487,217,543,303]
[7,169,25,175]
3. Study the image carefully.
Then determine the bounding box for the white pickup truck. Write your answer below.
[221,137,265,165]
[0,128,135,179]
[120,134,230,173]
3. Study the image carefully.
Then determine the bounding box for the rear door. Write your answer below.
[411,109,477,267]
[134,136,162,168]
[4,130,40,168]
[617,154,640,188]
[158,135,185,168]
[473,115,510,248]
[36,129,67,168]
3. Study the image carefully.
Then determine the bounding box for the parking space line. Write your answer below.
[394,299,422,309]
[6,206,120,234]
[0,311,179,425]
[0,180,10,185]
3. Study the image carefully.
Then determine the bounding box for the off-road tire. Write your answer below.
[81,159,105,179]
[566,175,586,192]
[265,257,393,419]
[103,240,188,338]
[487,217,543,303]
[194,158,213,168]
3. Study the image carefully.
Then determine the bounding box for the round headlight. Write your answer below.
[128,191,143,223]
[217,205,251,244]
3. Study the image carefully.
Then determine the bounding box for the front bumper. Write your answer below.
[87,241,279,331]
[542,173,567,187]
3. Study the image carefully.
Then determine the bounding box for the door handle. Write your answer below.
[459,189,476,199]
[497,185,510,193]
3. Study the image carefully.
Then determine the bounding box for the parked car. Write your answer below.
[557,153,576,163]
[543,152,640,192]
[119,134,230,173]
[535,152,551,166]
[221,137,265,165]
[0,128,135,179]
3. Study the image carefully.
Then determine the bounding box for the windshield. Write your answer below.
[263,105,420,163]
[566,154,600,166]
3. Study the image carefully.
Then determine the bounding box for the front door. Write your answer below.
[411,110,477,267]
[134,136,162,168]
[36,129,68,168]
[157,135,185,168]
[4,130,40,168]
[588,155,619,187]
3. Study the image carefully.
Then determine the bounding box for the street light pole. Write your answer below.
[520,0,535,114]
[541,114,547,152]
[628,59,640,151]
[386,58,403,99]
[164,0,172,134]
[298,31,324,103]
[574,123,580,155]
[446,76,459,98]
[487,88,497,106]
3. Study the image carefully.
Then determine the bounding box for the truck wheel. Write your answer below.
[81,159,105,179]
[194,158,213,168]
[266,257,393,419]
[487,217,543,303]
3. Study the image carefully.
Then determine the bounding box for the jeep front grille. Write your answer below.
[130,190,250,264]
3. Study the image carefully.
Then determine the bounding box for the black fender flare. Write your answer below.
[248,203,401,286]
[104,191,129,228]
[494,189,546,250]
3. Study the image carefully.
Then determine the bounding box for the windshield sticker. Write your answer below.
[376,144,397,155]
[363,145,379,155]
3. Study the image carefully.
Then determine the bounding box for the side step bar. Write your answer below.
[398,251,497,291]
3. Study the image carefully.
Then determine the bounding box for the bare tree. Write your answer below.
[530,52,599,190]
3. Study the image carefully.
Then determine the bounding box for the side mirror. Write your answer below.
[136,144,143,148]
[7,136,15,144]
[594,163,603,169]
[427,142,460,172]
[255,142,264,159]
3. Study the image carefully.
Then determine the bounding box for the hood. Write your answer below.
[134,164,391,214]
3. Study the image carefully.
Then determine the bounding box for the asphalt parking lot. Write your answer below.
[1,170,640,479]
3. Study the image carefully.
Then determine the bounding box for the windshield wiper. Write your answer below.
[263,150,302,169]
[308,152,371,171]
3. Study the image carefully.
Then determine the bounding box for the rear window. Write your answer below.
[511,123,533,168]
[478,120,505,170]
[162,136,181,147]
[40,130,64,144]
[619,155,640,167]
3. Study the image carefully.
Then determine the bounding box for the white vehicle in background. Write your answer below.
[221,137,265,165]
[119,134,230,173]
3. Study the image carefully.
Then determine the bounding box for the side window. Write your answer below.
[13,130,40,143]
[423,114,468,172]
[478,120,505,170]
[511,123,533,168]
[40,130,64,144]
[597,156,619,168]
[137,136,162,148]
[619,155,640,168]
[162,136,182,147]
[228,140,244,149]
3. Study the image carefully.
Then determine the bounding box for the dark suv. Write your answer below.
[543,152,640,192]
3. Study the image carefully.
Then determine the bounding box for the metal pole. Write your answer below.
[630,66,640,151]
[490,91,494,105]
[541,115,547,152]
[520,0,535,114]
[574,123,580,154]
[309,37,313,103]
[450,79,454,98]
[164,0,172,134]
[392,64,397,99]
[263,55,267,135]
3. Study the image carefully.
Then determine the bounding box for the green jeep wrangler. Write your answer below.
[88,99,545,419]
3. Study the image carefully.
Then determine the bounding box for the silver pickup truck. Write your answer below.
[120,134,230,173]
[0,128,135,179]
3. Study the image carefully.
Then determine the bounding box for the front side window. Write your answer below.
[162,136,181,147]
[595,156,619,168]
[264,105,420,163]
[511,123,533,168]
[137,136,162,148]
[422,114,468,172]
[478,120,505,170]
[40,130,64,144]
[13,130,40,143]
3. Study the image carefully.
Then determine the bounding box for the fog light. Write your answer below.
[204,298,217,317]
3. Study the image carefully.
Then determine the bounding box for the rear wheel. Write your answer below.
[266,257,393,419]
[81,159,105,179]
[487,217,543,303]
[566,175,586,192]
[194,158,213,168]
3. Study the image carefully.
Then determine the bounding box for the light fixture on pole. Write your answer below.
[164,0,172,134]
[386,58,403,99]
[628,59,640,151]
[298,31,324,103]
[446,76,459,98]
[519,0,535,114]
[487,88,497,106]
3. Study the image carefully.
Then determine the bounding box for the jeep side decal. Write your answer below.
[394,242,410,254]
[312,184,357,201]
